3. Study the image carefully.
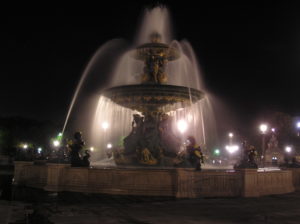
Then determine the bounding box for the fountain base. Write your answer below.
[13,161,296,198]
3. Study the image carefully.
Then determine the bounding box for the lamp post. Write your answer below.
[296,122,300,137]
[284,146,293,165]
[285,146,292,153]
[53,140,60,147]
[228,132,233,145]
[259,124,268,167]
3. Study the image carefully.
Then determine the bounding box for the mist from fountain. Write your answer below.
[88,6,218,164]
[61,39,128,135]
[62,6,219,166]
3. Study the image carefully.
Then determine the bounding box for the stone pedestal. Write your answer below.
[44,163,70,192]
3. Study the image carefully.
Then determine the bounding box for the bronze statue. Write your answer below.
[234,140,258,169]
[69,132,86,167]
[82,150,91,167]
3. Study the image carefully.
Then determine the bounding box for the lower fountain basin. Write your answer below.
[13,161,296,198]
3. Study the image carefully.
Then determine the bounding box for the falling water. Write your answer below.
[64,6,219,163]
[90,6,217,161]
[62,39,127,135]
[91,96,139,158]
[135,6,172,45]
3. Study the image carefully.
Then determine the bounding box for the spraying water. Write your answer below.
[64,6,219,165]
[62,39,127,135]
[91,7,217,162]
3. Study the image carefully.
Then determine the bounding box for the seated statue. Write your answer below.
[234,141,258,169]
[138,148,157,165]
[174,136,204,170]
[82,150,90,167]
[248,146,257,163]
[70,131,85,167]
[124,114,144,155]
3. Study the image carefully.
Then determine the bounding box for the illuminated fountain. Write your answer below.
[85,7,217,167]
[13,6,296,199]
[62,6,218,166]
[101,32,204,166]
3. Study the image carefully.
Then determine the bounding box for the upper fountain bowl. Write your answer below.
[131,32,180,61]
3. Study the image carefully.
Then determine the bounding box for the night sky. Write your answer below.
[1,1,300,129]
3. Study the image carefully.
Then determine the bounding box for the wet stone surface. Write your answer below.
[1,188,300,223]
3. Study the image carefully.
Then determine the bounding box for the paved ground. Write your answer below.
[1,189,300,224]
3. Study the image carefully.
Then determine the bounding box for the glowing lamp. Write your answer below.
[177,120,188,133]
[225,145,239,154]
[53,140,60,147]
[214,149,220,155]
[285,146,292,153]
[102,122,109,130]
[259,124,268,134]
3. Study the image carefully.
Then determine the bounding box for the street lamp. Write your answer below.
[214,149,220,156]
[53,140,60,147]
[284,146,293,165]
[23,144,28,149]
[228,132,233,145]
[107,143,112,149]
[285,146,292,153]
[259,123,268,167]
[296,122,300,136]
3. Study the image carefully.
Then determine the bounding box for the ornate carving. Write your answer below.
[132,32,179,84]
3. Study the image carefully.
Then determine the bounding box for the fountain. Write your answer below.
[101,32,204,166]
[88,7,216,167]
[12,6,297,199]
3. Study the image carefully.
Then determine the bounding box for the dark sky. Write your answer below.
[1,1,300,127]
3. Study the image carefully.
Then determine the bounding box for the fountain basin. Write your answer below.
[13,161,296,198]
[102,84,204,113]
